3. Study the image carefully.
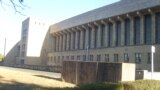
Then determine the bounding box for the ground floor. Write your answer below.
[48,45,160,71]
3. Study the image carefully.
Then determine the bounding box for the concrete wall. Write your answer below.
[136,70,160,80]
[25,57,41,66]
[62,61,135,84]
[3,42,20,66]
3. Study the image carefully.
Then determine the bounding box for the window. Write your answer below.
[144,15,152,44]
[89,28,92,49]
[114,54,119,63]
[97,55,101,62]
[105,54,109,62]
[62,56,64,61]
[83,55,86,61]
[71,56,74,61]
[156,12,160,43]
[147,53,151,64]
[66,56,69,60]
[116,21,121,46]
[58,56,60,63]
[135,53,142,64]
[89,55,93,61]
[124,53,129,63]
[77,55,80,61]
[54,56,56,63]
[134,17,141,45]
[108,23,113,47]
[125,19,130,45]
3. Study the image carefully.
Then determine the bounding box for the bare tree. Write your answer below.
[0,0,26,15]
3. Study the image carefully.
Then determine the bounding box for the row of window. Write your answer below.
[50,53,152,64]
[54,12,160,52]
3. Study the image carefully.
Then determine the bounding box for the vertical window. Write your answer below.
[134,17,141,45]
[135,53,142,64]
[156,12,160,43]
[97,55,101,62]
[108,23,113,47]
[114,54,119,62]
[147,53,151,64]
[124,53,129,63]
[105,54,109,62]
[116,21,121,46]
[89,55,93,61]
[83,55,86,61]
[71,56,74,61]
[144,15,152,44]
[77,55,80,61]
[102,24,105,47]
[125,19,130,45]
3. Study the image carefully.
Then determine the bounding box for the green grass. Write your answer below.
[1,80,160,90]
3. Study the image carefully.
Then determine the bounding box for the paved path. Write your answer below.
[0,66,74,88]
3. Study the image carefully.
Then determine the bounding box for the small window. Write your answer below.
[124,53,129,63]
[62,56,64,61]
[71,56,74,60]
[97,55,101,62]
[77,55,80,61]
[54,56,56,63]
[135,53,141,64]
[83,55,86,61]
[66,56,69,60]
[58,56,60,63]
[147,53,151,64]
[114,54,119,63]
[89,55,93,61]
[105,54,109,62]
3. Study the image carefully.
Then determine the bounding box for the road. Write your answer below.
[0,66,74,88]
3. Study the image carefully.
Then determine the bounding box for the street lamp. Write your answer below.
[151,46,155,80]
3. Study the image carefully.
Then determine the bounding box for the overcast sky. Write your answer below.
[0,0,119,55]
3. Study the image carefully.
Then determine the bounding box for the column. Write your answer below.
[84,26,89,49]
[101,20,108,47]
[56,36,59,52]
[75,30,79,50]
[112,23,116,47]
[53,36,56,52]
[130,17,134,45]
[66,32,70,51]
[140,15,145,45]
[151,13,156,44]
[121,20,125,46]
[90,25,95,48]
[59,35,62,51]
[80,29,84,49]
[70,31,74,50]
[62,33,66,51]
[97,24,102,48]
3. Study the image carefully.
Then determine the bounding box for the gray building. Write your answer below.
[41,0,160,71]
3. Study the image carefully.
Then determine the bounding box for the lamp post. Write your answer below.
[151,46,155,80]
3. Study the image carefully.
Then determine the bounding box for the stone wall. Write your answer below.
[62,61,135,84]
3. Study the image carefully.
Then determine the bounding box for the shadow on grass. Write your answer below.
[34,75,62,81]
[0,80,75,90]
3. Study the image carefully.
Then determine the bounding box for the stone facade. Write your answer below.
[41,0,160,71]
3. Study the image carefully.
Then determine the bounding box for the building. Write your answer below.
[4,0,160,71]
[41,0,160,71]
[4,17,50,66]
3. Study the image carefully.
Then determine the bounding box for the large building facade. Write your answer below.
[41,0,160,71]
